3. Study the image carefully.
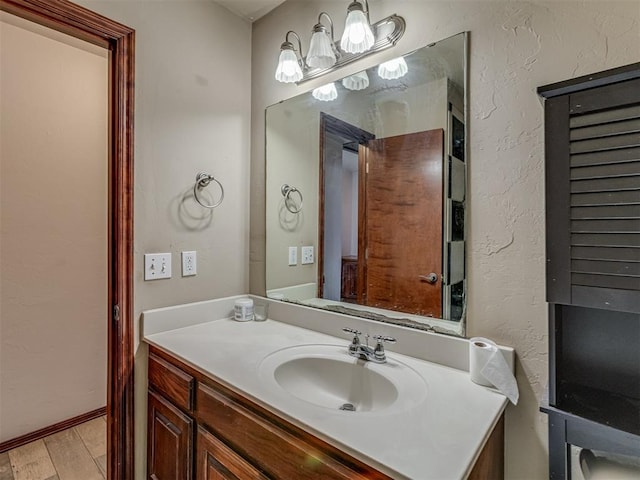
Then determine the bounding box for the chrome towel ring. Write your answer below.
[281,184,303,214]
[194,172,224,209]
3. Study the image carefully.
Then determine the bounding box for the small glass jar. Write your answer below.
[254,303,269,322]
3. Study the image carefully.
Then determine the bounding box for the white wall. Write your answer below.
[0,13,108,442]
[265,103,321,290]
[341,151,358,258]
[74,1,252,477]
[374,76,448,138]
[323,133,345,301]
[250,1,640,478]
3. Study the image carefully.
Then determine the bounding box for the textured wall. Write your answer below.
[250,1,640,478]
[0,13,108,442]
[75,1,252,477]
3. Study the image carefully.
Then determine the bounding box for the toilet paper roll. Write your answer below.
[469,337,519,405]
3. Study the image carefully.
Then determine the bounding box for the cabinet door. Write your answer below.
[148,391,193,480]
[196,426,267,480]
[543,76,640,313]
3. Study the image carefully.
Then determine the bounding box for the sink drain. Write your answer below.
[339,403,356,412]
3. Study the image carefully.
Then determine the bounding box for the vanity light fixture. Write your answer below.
[340,0,374,54]
[378,56,408,80]
[273,2,405,84]
[307,12,337,69]
[342,71,369,91]
[275,31,305,83]
[312,82,338,102]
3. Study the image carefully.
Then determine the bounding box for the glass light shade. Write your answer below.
[275,48,303,83]
[342,71,369,91]
[307,30,337,69]
[340,9,375,54]
[312,82,338,102]
[377,56,408,80]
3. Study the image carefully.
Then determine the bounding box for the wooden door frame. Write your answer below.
[0,1,135,479]
[317,113,374,300]
[356,144,368,304]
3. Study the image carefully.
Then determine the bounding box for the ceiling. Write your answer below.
[215,0,285,22]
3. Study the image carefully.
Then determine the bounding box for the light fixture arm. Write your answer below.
[317,12,335,41]
[362,0,370,23]
[285,30,304,61]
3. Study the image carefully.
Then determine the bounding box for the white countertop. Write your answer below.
[142,296,509,480]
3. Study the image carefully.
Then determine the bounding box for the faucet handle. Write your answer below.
[343,327,362,354]
[343,327,362,337]
[373,335,396,344]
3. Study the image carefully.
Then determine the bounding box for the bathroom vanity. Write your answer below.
[148,346,393,479]
[143,296,511,479]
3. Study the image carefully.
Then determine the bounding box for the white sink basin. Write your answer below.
[259,344,428,414]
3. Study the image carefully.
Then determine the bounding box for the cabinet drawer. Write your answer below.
[196,426,268,480]
[149,353,194,412]
[196,383,376,480]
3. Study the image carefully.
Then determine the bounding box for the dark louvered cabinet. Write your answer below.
[544,71,640,311]
[539,63,640,480]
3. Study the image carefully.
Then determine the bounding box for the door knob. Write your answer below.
[419,273,438,284]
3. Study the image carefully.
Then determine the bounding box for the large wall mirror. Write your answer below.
[265,32,468,336]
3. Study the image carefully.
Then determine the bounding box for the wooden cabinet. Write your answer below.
[147,391,193,480]
[467,416,504,480]
[148,345,504,480]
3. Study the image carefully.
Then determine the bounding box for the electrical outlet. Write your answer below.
[301,246,314,265]
[288,246,297,266]
[182,251,197,276]
[144,253,171,280]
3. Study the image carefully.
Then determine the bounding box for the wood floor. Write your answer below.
[0,417,106,480]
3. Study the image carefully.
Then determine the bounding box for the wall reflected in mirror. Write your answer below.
[265,32,468,336]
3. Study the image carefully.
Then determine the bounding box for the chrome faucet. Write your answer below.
[342,327,396,363]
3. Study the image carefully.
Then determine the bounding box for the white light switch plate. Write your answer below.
[144,253,172,280]
[288,246,297,266]
[301,246,314,265]
[182,251,197,276]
